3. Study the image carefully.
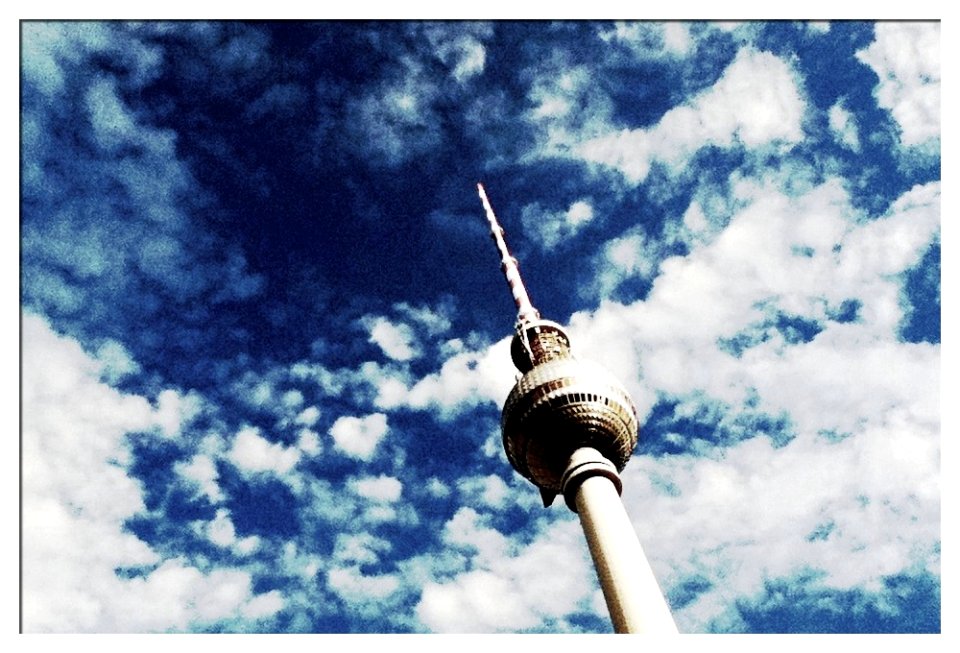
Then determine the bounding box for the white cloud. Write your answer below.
[417,569,536,632]
[828,101,860,151]
[365,365,413,410]
[294,405,320,426]
[857,22,940,147]
[21,22,113,96]
[442,507,510,567]
[240,590,284,620]
[236,536,261,556]
[95,338,141,383]
[572,178,939,417]
[525,64,615,156]
[86,76,140,151]
[349,474,403,503]
[425,477,451,498]
[227,426,301,475]
[280,389,304,409]
[457,474,510,509]
[622,407,938,631]
[107,561,269,629]
[205,508,259,556]
[576,48,806,184]
[252,382,271,406]
[346,55,443,166]
[599,22,692,58]
[521,199,595,250]
[363,315,421,361]
[663,23,693,56]
[333,532,393,567]
[424,24,491,84]
[154,388,201,438]
[393,301,453,336]
[208,509,237,547]
[176,453,222,502]
[404,336,515,418]
[591,229,661,299]
[21,313,274,632]
[329,413,390,461]
[297,428,321,455]
[560,178,940,630]
[416,513,595,632]
[328,567,401,603]
[290,361,346,397]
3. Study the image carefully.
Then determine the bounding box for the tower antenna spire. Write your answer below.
[477,183,540,325]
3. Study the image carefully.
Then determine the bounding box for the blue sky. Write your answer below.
[20,20,941,634]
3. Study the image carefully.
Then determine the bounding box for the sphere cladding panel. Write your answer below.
[502,358,639,493]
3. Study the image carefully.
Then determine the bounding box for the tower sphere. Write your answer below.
[501,355,639,495]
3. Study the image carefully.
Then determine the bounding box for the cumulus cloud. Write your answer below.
[21,22,264,369]
[525,63,615,157]
[520,199,595,250]
[154,388,201,438]
[21,22,158,98]
[333,532,393,567]
[206,508,260,555]
[363,315,421,361]
[573,178,940,416]
[402,336,516,418]
[281,389,304,410]
[348,474,404,503]
[416,510,596,632]
[329,413,390,461]
[227,426,301,475]
[328,567,402,603]
[623,413,938,631]
[176,453,223,502]
[295,405,320,426]
[85,76,142,151]
[857,22,940,147]
[576,48,806,183]
[456,474,510,509]
[425,477,451,499]
[392,301,453,336]
[297,428,322,455]
[95,338,141,383]
[560,178,940,629]
[352,334,514,419]
[241,590,285,620]
[590,229,663,299]
[828,100,860,151]
[21,313,275,632]
[422,22,492,84]
[410,174,939,633]
[599,21,693,58]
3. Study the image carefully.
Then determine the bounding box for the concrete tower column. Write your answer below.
[561,448,678,634]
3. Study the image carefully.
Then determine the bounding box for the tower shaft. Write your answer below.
[563,448,678,633]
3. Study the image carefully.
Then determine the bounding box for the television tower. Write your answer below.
[477,183,677,634]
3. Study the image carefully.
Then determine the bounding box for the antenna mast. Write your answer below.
[477,183,540,326]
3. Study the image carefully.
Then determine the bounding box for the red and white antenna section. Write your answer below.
[477,183,540,326]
